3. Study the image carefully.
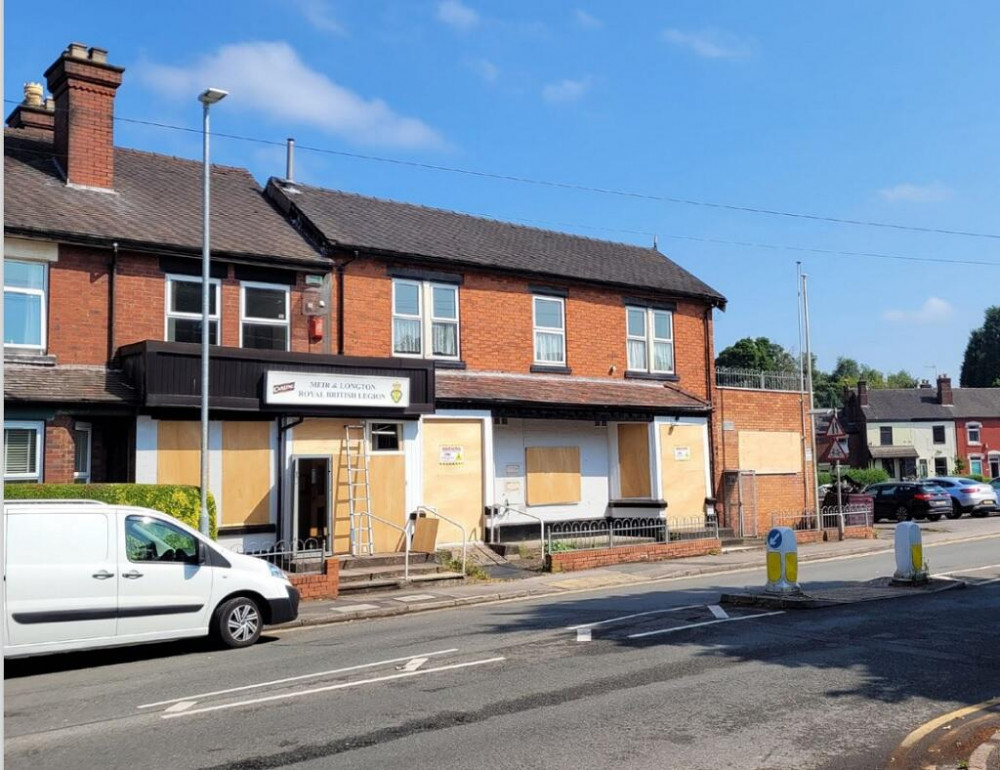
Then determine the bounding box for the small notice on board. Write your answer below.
[674,447,692,461]
[439,445,464,465]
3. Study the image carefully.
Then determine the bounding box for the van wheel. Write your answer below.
[214,597,262,649]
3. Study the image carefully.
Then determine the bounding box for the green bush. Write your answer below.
[965,474,987,483]
[818,471,833,486]
[4,484,217,539]
[841,467,889,486]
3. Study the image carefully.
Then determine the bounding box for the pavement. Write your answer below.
[279,517,1000,630]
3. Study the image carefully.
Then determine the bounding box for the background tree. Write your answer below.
[886,370,919,388]
[960,306,1000,387]
[716,337,797,371]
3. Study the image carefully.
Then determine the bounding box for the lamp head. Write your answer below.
[198,88,229,105]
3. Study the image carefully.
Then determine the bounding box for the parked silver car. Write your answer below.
[926,476,998,518]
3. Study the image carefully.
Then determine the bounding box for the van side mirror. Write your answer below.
[198,542,208,565]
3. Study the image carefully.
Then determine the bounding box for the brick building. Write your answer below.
[6,42,815,558]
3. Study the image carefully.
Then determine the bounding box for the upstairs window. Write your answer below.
[968,423,982,445]
[4,421,43,482]
[533,296,565,366]
[879,426,893,446]
[932,425,946,445]
[4,260,46,351]
[626,306,674,374]
[392,280,459,360]
[166,275,219,345]
[241,282,289,351]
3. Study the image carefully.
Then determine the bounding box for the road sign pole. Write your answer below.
[836,461,845,538]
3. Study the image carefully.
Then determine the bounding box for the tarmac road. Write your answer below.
[7,534,1000,770]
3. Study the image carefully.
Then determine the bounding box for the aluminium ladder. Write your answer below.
[344,424,375,556]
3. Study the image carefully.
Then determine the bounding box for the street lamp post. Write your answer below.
[198,87,228,536]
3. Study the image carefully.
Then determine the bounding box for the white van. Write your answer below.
[3,501,300,658]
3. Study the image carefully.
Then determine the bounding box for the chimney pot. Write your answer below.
[88,46,109,63]
[23,82,44,107]
[67,42,88,59]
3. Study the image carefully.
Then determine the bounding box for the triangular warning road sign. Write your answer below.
[825,437,849,462]
[825,413,846,439]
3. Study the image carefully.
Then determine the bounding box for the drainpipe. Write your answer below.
[107,242,118,362]
[277,417,304,544]
[703,305,717,517]
[334,250,360,356]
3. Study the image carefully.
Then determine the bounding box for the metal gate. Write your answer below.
[722,470,759,539]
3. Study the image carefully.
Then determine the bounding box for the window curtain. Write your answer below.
[535,331,564,363]
[432,322,458,357]
[393,318,421,354]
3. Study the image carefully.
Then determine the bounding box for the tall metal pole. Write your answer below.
[199,99,211,536]
[796,262,808,512]
[802,273,820,529]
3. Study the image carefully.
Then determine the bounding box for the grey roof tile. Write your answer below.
[862,387,1000,420]
[4,364,135,404]
[268,181,726,303]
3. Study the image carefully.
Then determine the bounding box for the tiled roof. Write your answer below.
[4,130,323,266]
[436,370,710,412]
[267,181,726,304]
[4,364,135,404]
[862,388,1000,421]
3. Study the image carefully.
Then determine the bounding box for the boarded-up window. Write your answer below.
[737,431,802,474]
[222,422,272,528]
[157,421,200,486]
[617,424,651,498]
[525,446,581,505]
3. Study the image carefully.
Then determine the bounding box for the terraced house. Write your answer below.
[4,42,748,563]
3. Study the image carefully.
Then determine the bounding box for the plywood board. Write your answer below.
[369,453,407,552]
[617,423,651,499]
[659,424,708,520]
[422,419,484,543]
[737,431,802,475]
[157,421,200,486]
[293,419,351,554]
[411,518,440,553]
[222,422,272,527]
[526,446,581,506]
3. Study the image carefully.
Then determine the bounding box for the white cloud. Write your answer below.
[878,182,953,203]
[661,28,751,59]
[574,9,603,29]
[137,42,444,149]
[542,77,591,104]
[468,57,499,83]
[291,0,346,34]
[883,297,954,324]
[436,0,479,31]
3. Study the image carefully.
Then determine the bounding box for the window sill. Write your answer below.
[624,371,679,382]
[434,360,467,370]
[4,352,56,366]
[530,365,572,375]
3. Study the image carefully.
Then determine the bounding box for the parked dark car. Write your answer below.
[864,482,952,523]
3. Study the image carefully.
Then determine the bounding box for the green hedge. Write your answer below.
[4,484,217,539]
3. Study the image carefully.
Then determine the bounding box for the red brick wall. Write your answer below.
[48,246,111,363]
[955,418,1000,478]
[713,387,816,534]
[43,414,76,483]
[288,558,340,601]
[546,538,721,572]
[340,257,713,396]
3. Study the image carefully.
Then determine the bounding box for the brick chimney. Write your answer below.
[6,82,56,138]
[857,379,869,406]
[937,375,953,406]
[44,43,124,189]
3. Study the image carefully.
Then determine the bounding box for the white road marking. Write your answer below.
[394,594,438,603]
[566,605,705,630]
[137,648,459,709]
[162,657,507,719]
[164,701,197,714]
[708,605,729,620]
[935,563,1000,577]
[628,611,785,639]
[576,628,592,642]
[399,657,428,672]
[331,603,380,613]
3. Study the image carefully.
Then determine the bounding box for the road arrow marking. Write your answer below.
[708,605,729,619]
[164,701,197,713]
[399,657,428,672]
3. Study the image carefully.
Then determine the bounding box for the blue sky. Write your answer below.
[7,1,1000,379]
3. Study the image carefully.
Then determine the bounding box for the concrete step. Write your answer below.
[339,562,445,584]
[339,552,437,571]
[338,570,466,594]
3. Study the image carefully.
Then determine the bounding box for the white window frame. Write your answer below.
[164,274,221,345]
[625,306,674,374]
[391,279,461,361]
[532,295,566,366]
[4,259,48,352]
[4,420,44,482]
[239,281,291,351]
[967,422,982,445]
[368,422,403,455]
[73,421,92,483]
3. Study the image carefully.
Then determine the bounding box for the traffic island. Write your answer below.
[719,576,964,610]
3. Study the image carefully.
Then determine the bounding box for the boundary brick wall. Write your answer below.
[545,538,721,572]
[288,558,340,601]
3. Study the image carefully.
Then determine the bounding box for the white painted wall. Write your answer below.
[866,420,956,477]
[493,418,611,522]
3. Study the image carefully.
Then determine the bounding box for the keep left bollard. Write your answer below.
[892,521,927,584]
[765,526,801,594]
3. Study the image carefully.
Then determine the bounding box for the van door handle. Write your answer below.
[122,570,144,579]
[92,570,114,580]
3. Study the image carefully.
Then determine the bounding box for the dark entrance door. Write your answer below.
[293,457,331,552]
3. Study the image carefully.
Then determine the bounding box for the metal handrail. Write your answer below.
[413,504,468,576]
[364,512,411,582]
[492,503,546,553]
